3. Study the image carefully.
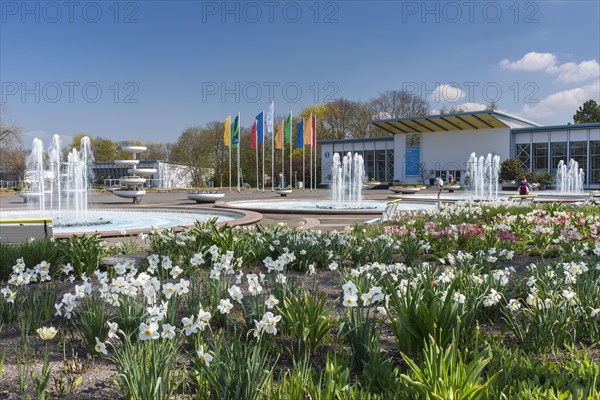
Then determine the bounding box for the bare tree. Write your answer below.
[170,126,215,186]
[0,104,26,182]
[369,90,429,120]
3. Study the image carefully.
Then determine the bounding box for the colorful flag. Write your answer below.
[231,115,239,148]
[256,111,264,144]
[284,112,292,145]
[250,120,257,150]
[275,121,283,149]
[304,115,312,146]
[224,115,231,146]
[312,114,316,146]
[296,120,304,149]
[266,102,274,134]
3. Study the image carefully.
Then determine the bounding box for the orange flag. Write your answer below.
[275,120,283,149]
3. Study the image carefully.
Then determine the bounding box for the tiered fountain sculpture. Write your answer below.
[112,146,155,204]
[19,135,94,224]
[331,152,365,208]
[556,159,584,194]
[467,152,501,199]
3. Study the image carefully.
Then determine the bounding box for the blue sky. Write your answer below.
[1,0,599,145]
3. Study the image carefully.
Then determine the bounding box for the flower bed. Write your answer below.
[1,202,599,399]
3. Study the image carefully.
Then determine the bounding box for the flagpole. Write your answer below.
[271,103,275,192]
[314,115,317,191]
[302,134,305,192]
[308,113,314,192]
[261,111,265,192]
[255,119,259,192]
[281,121,285,189]
[237,112,241,193]
[229,137,232,192]
[289,111,293,189]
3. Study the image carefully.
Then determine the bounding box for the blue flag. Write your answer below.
[296,120,304,149]
[256,111,264,144]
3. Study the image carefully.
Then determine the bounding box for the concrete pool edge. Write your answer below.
[1,207,263,239]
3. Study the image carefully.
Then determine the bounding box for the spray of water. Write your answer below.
[22,136,94,224]
[556,159,584,194]
[330,152,365,207]
[467,152,500,199]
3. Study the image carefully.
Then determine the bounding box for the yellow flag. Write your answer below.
[224,116,231,146]
[304,115,312,146]
[275,121,283,149]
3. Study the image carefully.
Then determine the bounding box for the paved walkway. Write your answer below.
[0,186,452,232]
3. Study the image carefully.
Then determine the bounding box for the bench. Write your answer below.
[0,217,53,243]
[508,194,537,204]
[381,199,402,222]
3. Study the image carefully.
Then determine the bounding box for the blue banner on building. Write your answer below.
[406,146,420,176]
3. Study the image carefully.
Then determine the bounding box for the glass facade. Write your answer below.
[591,141,600,185]
[550,142,567,173]
[569,141,587,183]
[516,143,531,170]
[513,127,599,188]
[334,147,394,183]
[533,143,548,171]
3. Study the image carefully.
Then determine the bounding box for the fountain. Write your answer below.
[19,135,94,224]
[8,137,245,236]
[467,152,500,199]
[556,159,584,194]
[112,146,153,204]
[216,151,438,214]
[331,152,365,208]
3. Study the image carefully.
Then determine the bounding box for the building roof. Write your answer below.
[370,110,540,135]
[512,122,600,133]
[318,136,394,145]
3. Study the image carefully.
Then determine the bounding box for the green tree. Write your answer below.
[94,139,118,162]
[499,158,524,181]
[573,99,600,124]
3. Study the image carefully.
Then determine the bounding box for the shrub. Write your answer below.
[499,158,524,181]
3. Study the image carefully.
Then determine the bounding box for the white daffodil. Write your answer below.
[94,337,108,355]
[218,298,233,314]
[182,316,198,336]
[139,322,160,341]
[197,345,214,367]
[161,323,176,339]
[343,294,358,307]
[265,295,279,309]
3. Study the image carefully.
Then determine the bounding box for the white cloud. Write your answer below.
[500,52,557,71]
[548,60,600,84]
[455,102,488,112]
[520,81,600,120]
[500,52,600,84]
[429,84,465,103]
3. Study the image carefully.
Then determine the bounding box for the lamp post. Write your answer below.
[294,171,298,189]
[220,172,223,188]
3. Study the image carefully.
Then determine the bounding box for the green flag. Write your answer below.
[231,115,239,148]
[284,112,292,145]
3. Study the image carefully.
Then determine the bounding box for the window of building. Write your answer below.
[533,142,548,171]
[364,151,375,182]
[591,141,600,185]
[516,143,531,170]
[569,141,587,179]
[375,150,386,181]
[386,149,394,182]
[550,142,567,173]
